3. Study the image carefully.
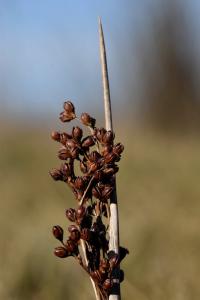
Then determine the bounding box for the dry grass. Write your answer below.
[0,124,200,299]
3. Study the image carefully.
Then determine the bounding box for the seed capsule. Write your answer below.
[68,225,80,241]
[49,169,63,181]
[52,225,64,241]
[95,127,106,143]
[60,163,72,177]
[68,225,79,233]
[101,144,112,156]
[74,177,85,190]
[54,246,69,258]
[60,132,72,145]
[59,110,75,122]
[113,143,124,155]
[58,147,71,160]
[82,136,95,148]
[72,126,83,141]
[76,206,86,219]
[65,208,76,222]
[63,101,75,113]
[51,131,61,142]
[103,165,119,176]
[104,152,117,164]
[102,130,115,145]
[65,239,78,254]
[80,112,96,128]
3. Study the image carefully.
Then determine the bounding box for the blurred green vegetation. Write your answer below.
[0,124,200,300]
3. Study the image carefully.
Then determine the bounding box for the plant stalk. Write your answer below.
[99,17,121,300]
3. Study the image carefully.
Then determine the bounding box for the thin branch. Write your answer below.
[80,239,101,300]
[79,176,94,206]
[99,17,121,300]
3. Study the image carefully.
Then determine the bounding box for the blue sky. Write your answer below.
[0,0,200,119]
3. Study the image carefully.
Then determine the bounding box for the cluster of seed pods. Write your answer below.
[50,101,128,299]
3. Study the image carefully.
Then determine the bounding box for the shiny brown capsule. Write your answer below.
[113,143,124,155]
[76,206,86,219]
[95,127,107,143]
[102,130,115,145]
[60,132,72,145]
[63,101,75,113]
[80,112,96,128]
[54,246,69,258]
[72,126,83,141]
[51,131,61,142]
[68,225,80,241]
[101,144,112,156]
[104,152,117,164]
[49,169,63,181]
[74,177,85,190]
[52,225,64,241]
[65,239,78,253]
[65,208,76,222]
[59,110,75,122]
[60,163,72,177]
[58,147,71,160]
[82,136,95,148]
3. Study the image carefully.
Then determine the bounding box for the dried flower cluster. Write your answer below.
[50,101,128,299]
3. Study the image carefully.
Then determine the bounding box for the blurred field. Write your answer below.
[0,124,200,300]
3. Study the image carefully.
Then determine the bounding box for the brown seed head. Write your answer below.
[59,110,75,122]
[82,136,95,148]
[60,163,72,177]
[52,225,64,241]
[101,144,112,156]
[103,165,119,176]
[102,130,115,145]
[80,112,96,128]
[49,169,63,181]
[65,208,76,222]
[65,239,78,254]
[54,246,69,258]
[63,101,75,113]
[95,128,106,143]
[113,143,124,155]
[102,184,113,200]
[51,131,61,142]
[68,225,79,233]
[60,132,72,145]
[68,225,80,241]
[74,177,85,190]
[58,147,71,160]
[104,152,117,164]
[76,206,86,219]
[72,126,83,141]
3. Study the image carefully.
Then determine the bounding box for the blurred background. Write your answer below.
[1,0,200,299]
